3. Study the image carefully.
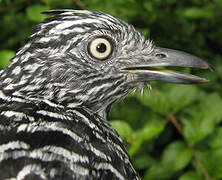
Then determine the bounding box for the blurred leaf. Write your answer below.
[137,28,150,38]
[129,120,164,156]
[183,7,213,19]
[41,0,50,5]
[179,171,203,180]
[138,90,170,115]
[143,1,153,12]
[215,57,222,79]
[110,97,147,127]
[144,163,173,180]
[161,141,192,171]
[26,4,49,22]
[210,148,222,179]
[145,141,192,179]
[138,85,198,115]
[168,85,198,113]
[0,50,15,68]
[214,0,222,7]
[184,93,222,145]
[133,154,156,169]
[197,148,222,179]
[110,120,133,139]
[208,127,222,148]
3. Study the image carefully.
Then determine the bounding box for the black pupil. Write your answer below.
[96,43,107,53]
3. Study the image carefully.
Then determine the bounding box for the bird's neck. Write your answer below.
[66,84,129,120]
[0,52,130,120]
[0,66,129,121]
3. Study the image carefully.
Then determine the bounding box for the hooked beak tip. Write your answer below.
[121,47,213,84]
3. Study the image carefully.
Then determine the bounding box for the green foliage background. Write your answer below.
[0,0,222,179]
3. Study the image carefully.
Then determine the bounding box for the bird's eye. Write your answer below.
[88,37,113,60]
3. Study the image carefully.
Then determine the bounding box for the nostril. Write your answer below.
[156,53,166,59]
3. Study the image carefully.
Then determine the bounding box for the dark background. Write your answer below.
[0,0,222,179]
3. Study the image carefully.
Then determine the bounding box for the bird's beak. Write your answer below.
[121,47,213,84]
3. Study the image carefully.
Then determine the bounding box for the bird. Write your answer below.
[0,9,212,180]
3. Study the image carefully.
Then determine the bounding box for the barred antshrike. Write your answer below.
[0,10,212,180]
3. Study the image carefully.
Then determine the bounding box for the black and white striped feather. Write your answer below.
[0,97,139,179]
[0,9,154,180]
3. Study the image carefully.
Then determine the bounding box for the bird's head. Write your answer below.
[1,10,212,118]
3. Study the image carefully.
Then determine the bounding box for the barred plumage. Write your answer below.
[0,9,211,180]
[0,97,138,179]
